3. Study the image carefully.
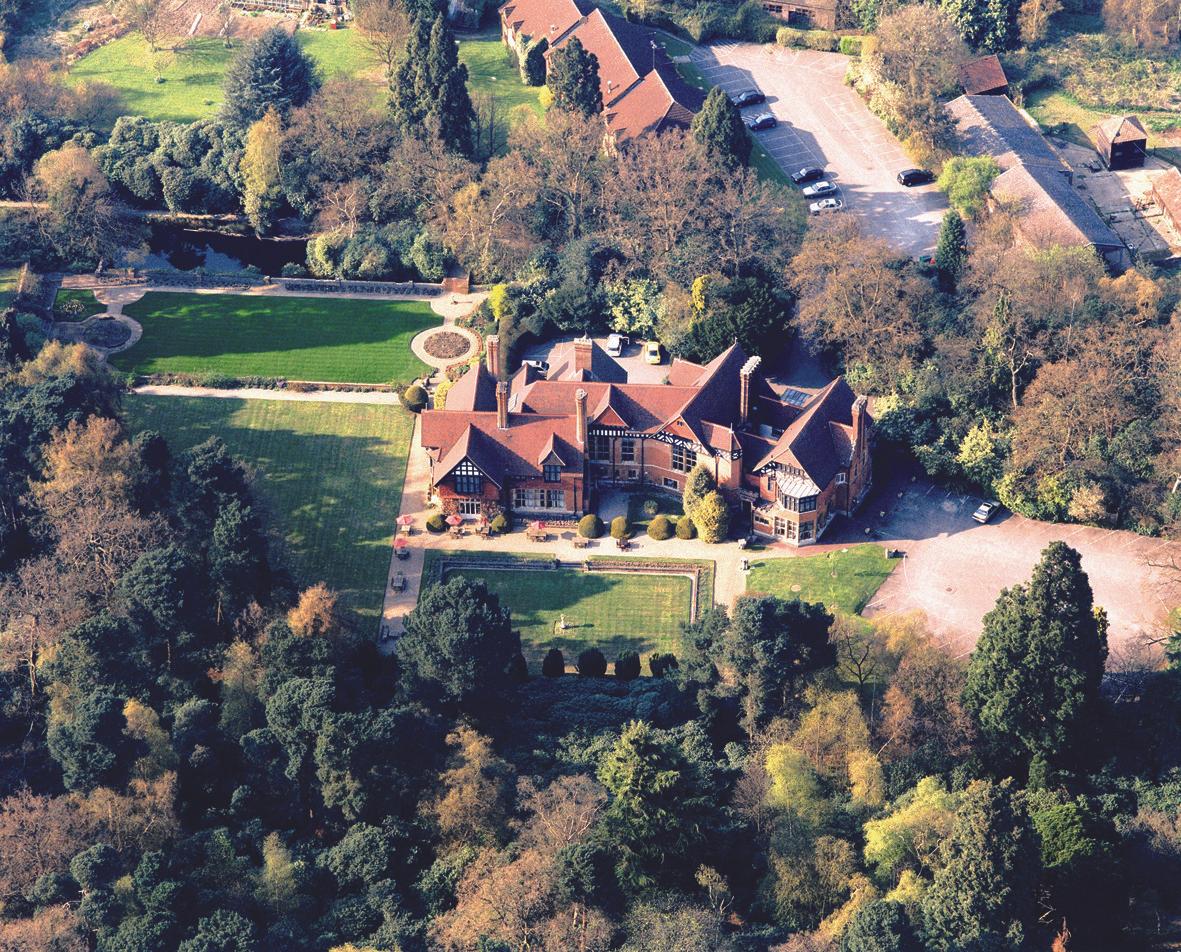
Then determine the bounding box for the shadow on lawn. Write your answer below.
[127,397,408,615]
[115,293,438,366]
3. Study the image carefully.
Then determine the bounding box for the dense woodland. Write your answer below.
[1,0,1181,948]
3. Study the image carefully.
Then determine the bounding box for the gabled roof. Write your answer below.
[499,0,592,45]
[958,54,1007,95]
[605,63,706,141]
[1096,114,1147,146]
[516,379,695,432]
[664,343,776,446]
[421,410,586,482]
[945,94,1068,172]
[549,8,663,106]
[992,163,1124,252]
[548,339,628,383]
[755,377,860,489]
[1152,166,1181,218]
[444,362,499,412]
[435,424,505,487]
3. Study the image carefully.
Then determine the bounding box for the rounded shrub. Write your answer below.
[615,651,641,681]
[489,513,509,534]
[542,648,565,677]
[402,384,428,413]
[675,516,697,540]
[649,652,679,678]
[641,497,660,518]
[578,513,604,538]
[426,513,446,533]
[647,515,673,540]
[577,647,607,677]
[610,516,630,540]
[506,652,528,682]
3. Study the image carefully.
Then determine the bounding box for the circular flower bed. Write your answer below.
[423,330,472,360]
[82,319,132,349]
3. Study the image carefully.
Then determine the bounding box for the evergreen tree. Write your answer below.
[390,14,476,156]
[222,28,320,130]
[941,0,1018,51]
[934,209,966,287]
[920,779,1039,952]
[691,86,751,169]
[962,541,1107,775]
[841,899,920,952]
[547,37,603,116]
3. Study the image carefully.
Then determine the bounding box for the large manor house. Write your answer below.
[419,337,873,546]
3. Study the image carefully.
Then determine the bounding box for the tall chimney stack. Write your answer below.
[738,355,761,426]
[496,381,508,430]
[575,388,588,446]
[485,334,500,376]
[573,337,593,375]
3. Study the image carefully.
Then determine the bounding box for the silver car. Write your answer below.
[809,198,843,215]
[801,180,838,198]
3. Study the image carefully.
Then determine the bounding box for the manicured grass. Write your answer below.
[423,549,710,666]
[745,543,897,615]
[68,29,382,127]
[0,267,19,310]
[110,291,438,384]
[626,489,685,533]
[53,289,106,321]
[124,395,414,617]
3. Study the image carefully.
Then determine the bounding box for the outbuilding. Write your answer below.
[1152,166,1181,233]
[957,54,1008,96]
[1095,115,1148,170]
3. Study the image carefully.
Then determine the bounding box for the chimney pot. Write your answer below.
[573,337,594,375]
[496,381,509,430]
[575,388,588,446]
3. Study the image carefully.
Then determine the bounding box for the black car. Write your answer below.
[897,168,935,187]
[791,166,825,185]
[730,89,766,108]
[743,112,777,131]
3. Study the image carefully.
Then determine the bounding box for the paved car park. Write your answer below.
[692,42,948,255]
[827,471,1181,653]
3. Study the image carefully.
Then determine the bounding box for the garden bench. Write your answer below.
[389,572,406,592]
[573,536,590,549]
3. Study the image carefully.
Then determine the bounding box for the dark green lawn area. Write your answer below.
[745,544,898,615]
[0,267,19,310]
[53,289,106,321]
[125,395,414,618]
[423,550,713,667]
[111,291,438,384]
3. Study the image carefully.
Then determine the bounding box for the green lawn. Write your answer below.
[745,544,897,615]
[424,549,711,666]
[458,32,546,149]
[626,489,685,533]
[0,267,19,310]
[53,289,106,321]
[111,291,438,384]
[68,29,382,127]
[125,395,414,617]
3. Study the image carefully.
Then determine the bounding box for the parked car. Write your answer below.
[809,197,843,215]
[606,333,627,357]
[645,340,663,365]
[522,359,549,377]
[743,112,777,131]
[791,166,825,185]
[801,180,838,198]
[730,89,766,108]
[972,500,1001,524]
[897,168,935,186]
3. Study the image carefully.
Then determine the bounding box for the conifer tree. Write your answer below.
[222,28,320,130]
[934,209,966,287]
[692,86,751,169]
[390,14,476,156]
[547,37,603,116]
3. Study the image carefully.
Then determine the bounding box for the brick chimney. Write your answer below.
[738,355,761,426]
[575,388,588,446]
[496,381,508,430]
[852,395,868,445]
[485,334,500,376]
[573,337,593,374]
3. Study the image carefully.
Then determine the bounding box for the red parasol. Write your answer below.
[529,520,547,531]
[397,514,414,527]
[445,513,464,527]
[394,536,408,549]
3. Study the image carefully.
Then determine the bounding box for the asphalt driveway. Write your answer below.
[825,470,1181,654]
[691,43,947,256]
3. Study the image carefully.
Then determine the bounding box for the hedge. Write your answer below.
[777,25,841,52]
[838,35,863,56]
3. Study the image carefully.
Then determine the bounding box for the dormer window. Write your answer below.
[544,464,561,482]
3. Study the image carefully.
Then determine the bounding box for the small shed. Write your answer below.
[1152,166,1181,234]
[1095,115,1148,170]
[958,54,1008,96]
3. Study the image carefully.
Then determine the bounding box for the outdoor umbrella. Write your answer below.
[445,514,464,527]
[397,514,414,528]
[529,520,547,532]
[394,536,408,549]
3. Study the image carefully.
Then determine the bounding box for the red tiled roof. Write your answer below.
[1096,114,1147,146]
[604,63,706,141]
[422,411,585,482]
[444,362,498,412]
[549,8,663,106]
[499,0,591,45]
[958,54,1008,95]
[755,377,859,487]
[1153,166,1181,219]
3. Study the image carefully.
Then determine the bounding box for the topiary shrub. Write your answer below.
[647,515,673,540]
[578,513,604,538]
[426,513,446,533]
[402,384,428,413]
[695,490,730,544]
[641,497,660,518]
[577,647,607,677]
[610,516,630,540]
[649,652,679,678]
[490,513,509,534]
[675,516,696,540]
[542,648,565,676]
[506,652,528,681]
[615,650,641,681]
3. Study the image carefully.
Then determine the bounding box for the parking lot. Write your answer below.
[692,43,947,255]
[827,471,1181,654]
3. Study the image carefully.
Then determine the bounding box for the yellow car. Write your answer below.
[644,341,663,365]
